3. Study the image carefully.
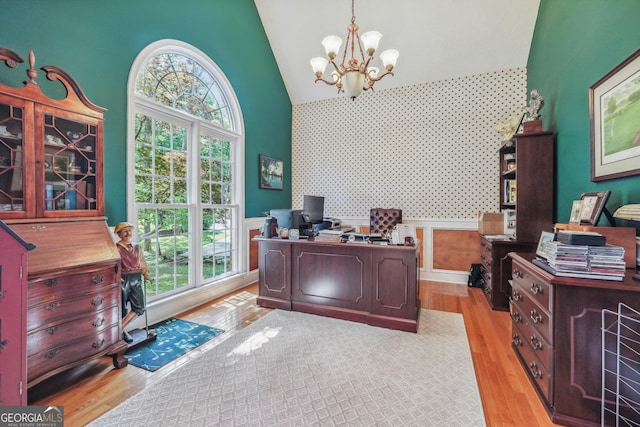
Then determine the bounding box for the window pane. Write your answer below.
[135,53,233,130]
[201,207,234,281]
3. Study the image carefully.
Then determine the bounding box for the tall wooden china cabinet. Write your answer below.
[0,48,127,392]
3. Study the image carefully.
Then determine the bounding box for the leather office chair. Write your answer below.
[369,208,402,236]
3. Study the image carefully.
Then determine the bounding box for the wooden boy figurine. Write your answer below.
[114,222,154,343]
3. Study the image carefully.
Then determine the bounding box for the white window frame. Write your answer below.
[126,39,245,297]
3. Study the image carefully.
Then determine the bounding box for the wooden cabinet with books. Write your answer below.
[480,131,555,310]
[0,48,127,392]
[0,49,104,219]
[498,131,555,242]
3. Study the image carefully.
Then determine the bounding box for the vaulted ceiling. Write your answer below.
[255,0,541,105]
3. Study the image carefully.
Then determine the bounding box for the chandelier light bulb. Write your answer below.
[367,66,379,79]
[360,31,382,56]
[310,57,329,77]
[379,49,399,71]
[321,36,342,59]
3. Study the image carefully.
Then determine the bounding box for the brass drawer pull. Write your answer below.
[512,334,522,346]
[47,278,58,287]
[511,311,522,323]
[45,302,61,311]
[530,309,543,324]
[529,361,543,378]
[92,296,104,306]
[513,268,523,279]
[93,317,105,328]
[530,282,543,295]
[92,275,104,284]
[512,291,523,302]
[0,339,7,351]
[530,335,543,350]
[92,338,105,349]
[46,326,59,335]
[45,349,60,359]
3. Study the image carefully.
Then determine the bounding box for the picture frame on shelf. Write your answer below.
[536,231,555,259]
[569,200,583,224]
[259,154,284,190]
[579,190,611,225]
[589,48,640,181]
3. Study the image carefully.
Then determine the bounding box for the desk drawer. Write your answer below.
[27,284,119,331]
[27,324,121,382]
[511,302,552,370]
[511,284,552,342]
[512,322,552,403]
[28,267,117,307]
[512,261,551,311]
[27,305,120,355]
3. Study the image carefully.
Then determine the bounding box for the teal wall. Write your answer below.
[528,0,640,228]
[0,0,292,221]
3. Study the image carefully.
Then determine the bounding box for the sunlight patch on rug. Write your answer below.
[91,309,485,426]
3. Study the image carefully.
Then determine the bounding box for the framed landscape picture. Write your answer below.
[590,48,640,181]
[259,154,283,190]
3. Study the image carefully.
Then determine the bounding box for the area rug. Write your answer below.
[125,318,225,372]
[91,309,485,426]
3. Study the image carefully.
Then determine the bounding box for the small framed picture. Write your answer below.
[579,191,611,225]
[536,231,555,259]
[569,200,583,224]
[259,154,284,190]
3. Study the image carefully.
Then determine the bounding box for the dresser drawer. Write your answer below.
[512,261,551,311]
[28,267,117,307]
[511,284,552,342]
[511,302,552,370]
[27,324,121,382]
[512,322,553,404]
[27,284,119,331]
[27,305,120,355]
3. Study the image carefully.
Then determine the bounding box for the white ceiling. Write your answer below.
[254,0,541,105]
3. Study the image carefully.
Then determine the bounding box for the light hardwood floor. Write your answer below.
[29,281,561,426]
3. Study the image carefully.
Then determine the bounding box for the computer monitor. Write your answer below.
[303,195,324,224]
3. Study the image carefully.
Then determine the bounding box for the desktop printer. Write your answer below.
[323,217,341,230]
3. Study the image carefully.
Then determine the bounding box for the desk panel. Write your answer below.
[256,237,419,332]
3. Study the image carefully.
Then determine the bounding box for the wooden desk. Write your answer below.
[255,237,420,332]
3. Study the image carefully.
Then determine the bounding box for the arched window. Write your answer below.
[127,40,244,300]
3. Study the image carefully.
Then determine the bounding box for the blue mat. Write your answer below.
[125,318,225,371]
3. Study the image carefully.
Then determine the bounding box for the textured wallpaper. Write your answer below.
[291,68,527,220]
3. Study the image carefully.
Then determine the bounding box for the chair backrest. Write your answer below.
[369,208,402,235]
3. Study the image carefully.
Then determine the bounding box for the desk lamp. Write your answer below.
[613,204,640,281]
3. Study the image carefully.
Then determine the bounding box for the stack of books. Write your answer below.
[534,232,626,281]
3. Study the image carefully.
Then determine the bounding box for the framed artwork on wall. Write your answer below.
[579,191,611,225]
[590,48,640,181]
[259,154,283,190]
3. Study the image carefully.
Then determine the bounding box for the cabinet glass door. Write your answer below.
[43,113,97,212]
[0,102,25,213]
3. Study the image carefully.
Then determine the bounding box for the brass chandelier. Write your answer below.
[310,0,399,100]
